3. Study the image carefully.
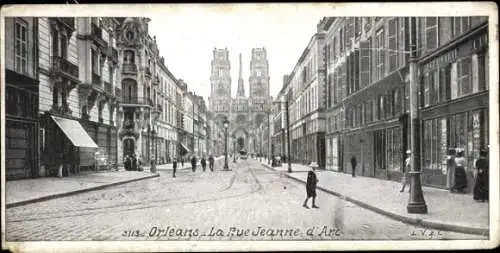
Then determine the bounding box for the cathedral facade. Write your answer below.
[208,48,271,154]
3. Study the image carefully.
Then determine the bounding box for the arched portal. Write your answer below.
[122,78,137,103]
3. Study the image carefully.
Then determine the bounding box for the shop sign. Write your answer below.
[423,49,458,72]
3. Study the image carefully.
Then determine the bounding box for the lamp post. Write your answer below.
[150,109,160,173]
[407,17,427,214]
[279,96,292,173]
[232,134,237,163]
[223,118,229,171]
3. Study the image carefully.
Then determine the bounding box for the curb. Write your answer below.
[6,173,160,209]
[260,162,489,236]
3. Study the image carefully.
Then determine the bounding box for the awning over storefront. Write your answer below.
[179,143,190,155]
[51,115,98,148]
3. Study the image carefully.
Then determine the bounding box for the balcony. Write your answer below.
[104,81,113,95]
[122,64,137,74]
[56,18,75,30]
[145,68,152,79]
[121,97,149,105]
[92,72,102,89]
[91,23,107,48]
[115,87,122,101]
[51,56,79,83]
[153,75,160,86]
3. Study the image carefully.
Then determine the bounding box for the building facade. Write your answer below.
[323,16,489,189]
[208,48,272,155]
[272,20,329,167]
[5,17,40,180]
[35,17,120,177]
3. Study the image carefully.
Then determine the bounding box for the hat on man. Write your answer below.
[406,150,412,155]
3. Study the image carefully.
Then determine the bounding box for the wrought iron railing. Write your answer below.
[51,56,78,79]
[122,63,137,74]
[92,72,102,87]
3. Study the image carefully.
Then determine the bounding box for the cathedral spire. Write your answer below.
[236,53,245,97]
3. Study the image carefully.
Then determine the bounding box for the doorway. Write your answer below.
[124,138,135,157]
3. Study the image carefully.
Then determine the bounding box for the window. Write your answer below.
[439,65,451,102]
[91,50,98,74]
[398,17,407,68]
[339,28,344,54]
[378,95,384,119]
[457,57,472,97]
[124,50,135,64]
[453,17,471,38]
[425,17,438,51]
[354,17,361,39]
[373,98,378,121]
[60,35,68,60]
[477,53,487,92]
[375,29,385,81]
[365,100,372,123]
[15,19,28,73]
[439,17,453,46]
[359,40,371,87]
[392,89,399,116]
[388,18,398,72]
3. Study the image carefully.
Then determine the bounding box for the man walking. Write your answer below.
[172,157,178,178]
[208,155,215,172]
[303,165,319,209]
[191,155,197,172]
[350,155,357,177]
[201,156,207,172]
[181,156,184,168]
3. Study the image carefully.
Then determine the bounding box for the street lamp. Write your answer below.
[150,109,160,173]
[232,134,237,163]
[279,96,292,173]
[223,118,230,171]
[406,17,427,214]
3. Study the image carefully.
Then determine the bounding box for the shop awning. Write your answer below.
[51,116,99,148]
[179,143,190,154]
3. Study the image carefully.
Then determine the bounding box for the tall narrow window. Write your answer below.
[423,72,430,107]
[425,17,438,52]
[398,17,407,68]
[376,29,385,80]
[359,40,371,87]
[15,19,29,74]
[378,95,384,119]
[60,34,68,60]
[388,18,398,72]
[457,57,472,97]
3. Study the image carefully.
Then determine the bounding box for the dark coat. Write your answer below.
[473,156,489,200]
[208,156,215,164]
[201,158,207,166]
[172,160,178,169]
[306,170,318,197]
[350,156,357,168]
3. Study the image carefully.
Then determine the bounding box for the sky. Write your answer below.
[147,4,327,103]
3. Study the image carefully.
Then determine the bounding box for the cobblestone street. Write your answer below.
[5,159,486,241]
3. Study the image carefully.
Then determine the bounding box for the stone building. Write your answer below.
[35,17,121,176]
[323,16,489,189]
[208,48,272,154]
[273,19,329,167]
[4,17,40,179]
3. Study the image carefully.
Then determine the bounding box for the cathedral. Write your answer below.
[208,48,271,154]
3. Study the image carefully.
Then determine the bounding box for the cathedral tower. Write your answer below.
[236,53,245,97]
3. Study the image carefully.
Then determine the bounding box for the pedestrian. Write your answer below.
[201,156,207,172]
[131,155,137,171]
[208,155,215,172]
[303,165,319,209]
[124,155,129,171]
[451,148,468,193]
[172,157,178,178]
[400,150,412,193]
[191,155,197,172]
[350,155,357,177]
[181,156,184,168]
[473,148,489,202]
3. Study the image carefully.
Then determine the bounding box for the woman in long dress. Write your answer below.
[473,148,489,202]
[452,148,468,193]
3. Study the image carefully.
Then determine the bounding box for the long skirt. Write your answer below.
[453,166,467,192]
[473,171,489,201]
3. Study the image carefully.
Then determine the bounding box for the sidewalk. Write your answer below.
[6,170,159,208]
[261,159,489,236]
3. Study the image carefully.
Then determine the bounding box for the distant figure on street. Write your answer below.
[400,150,412,193]
[191,155,197,172]
[452,148,468,193]
[350,155,357,177]
[208,155,215,172]
[181,157,184,168]
[124,155,131,171]
[201,156,207,172]
[303,165,319,209]
[131,155,137,171]
[473,148,489,202]
[172,157,178,178]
